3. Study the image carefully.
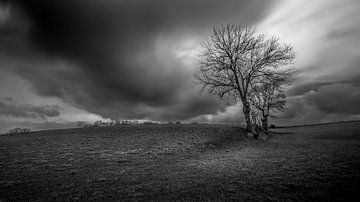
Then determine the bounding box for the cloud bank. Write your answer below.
[0,0,277,123]
[1,0,360,129]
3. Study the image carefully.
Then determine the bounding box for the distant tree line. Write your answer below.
[2,128,31,135]
[77,120,204,128]
[78,120,167,128]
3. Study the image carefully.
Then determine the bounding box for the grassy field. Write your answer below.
[1,122,360,201]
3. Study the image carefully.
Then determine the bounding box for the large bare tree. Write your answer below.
[194,24,295,136]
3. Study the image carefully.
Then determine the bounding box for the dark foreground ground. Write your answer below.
[1,122,360,201]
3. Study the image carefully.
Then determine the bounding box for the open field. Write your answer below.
[1,122,360,201]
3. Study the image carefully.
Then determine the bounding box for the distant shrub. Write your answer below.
[77,121,90,127]
[82,123,93,128]
[5,128,31,135]
[144,121,159,125]
[91,120,117,127]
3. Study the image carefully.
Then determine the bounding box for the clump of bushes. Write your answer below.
[143,121,159,125]
[4,128,31,135]
[79,120,163,128]
[79,120,121,128]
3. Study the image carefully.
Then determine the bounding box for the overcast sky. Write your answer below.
[1,0,360,131]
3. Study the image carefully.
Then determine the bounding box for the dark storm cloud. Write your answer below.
[278,98,305,119]
[287,81,329,96]
[273,82,360,125]
[152,95,229,121]
[0,0,278,120]
[0,101,60,119]
[304,83,360,115]
[288,76,360,97]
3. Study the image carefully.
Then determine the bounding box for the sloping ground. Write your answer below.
[0,123,359,201]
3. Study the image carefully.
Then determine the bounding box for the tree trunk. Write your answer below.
[242,101,256,137]
[262,116,268,132]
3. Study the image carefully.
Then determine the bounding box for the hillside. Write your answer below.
[1,123,360,201]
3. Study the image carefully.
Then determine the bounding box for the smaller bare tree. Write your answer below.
[249,74,290,131]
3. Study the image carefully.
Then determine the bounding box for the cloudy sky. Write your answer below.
[1,0,360,131]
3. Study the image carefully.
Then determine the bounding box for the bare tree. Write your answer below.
[194,24,295,137]
[249,75,290,132]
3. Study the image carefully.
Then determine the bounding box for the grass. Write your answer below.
[274,119,360,128]
[1,123,360,201]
